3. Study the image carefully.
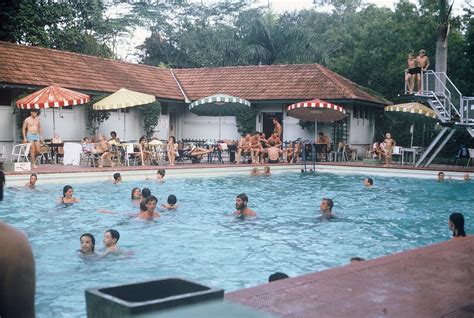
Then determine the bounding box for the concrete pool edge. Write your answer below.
[4,163,470,186]
[225,236,474,317]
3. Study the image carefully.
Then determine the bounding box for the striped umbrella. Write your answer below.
[93,88,156,141]
[189,94,251,139]
[287,99,346,140]
[384,102,437,118]
[16,85,90,134]
[385,102,438,147]
[16,85,90,109]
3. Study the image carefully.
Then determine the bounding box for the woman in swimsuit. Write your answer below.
[78,233,97,257]
[167,136,178,166]
[448,213,466,238]
[57,185,80,205]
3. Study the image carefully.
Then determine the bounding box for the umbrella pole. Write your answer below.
[410,123,414,148]
[53,108,56,135]
[218,107,221,141]
[124,110,127,141]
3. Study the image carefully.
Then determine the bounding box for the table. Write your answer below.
[46,142,64,164]
[401,147,423,165]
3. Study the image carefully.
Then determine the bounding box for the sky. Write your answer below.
[109,0,471,62]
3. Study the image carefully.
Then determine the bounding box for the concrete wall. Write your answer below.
[97,108,142,142]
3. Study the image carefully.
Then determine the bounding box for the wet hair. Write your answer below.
[141,188,151,199]
[106,229,120,243]
[350,257,366,262]
[131,187,141,199]
[113,173,121,181]
[237,193,248,203]
[30,173,37,180]
[63,185,73,197]
[146,195,158,204]
[268,272,289,282]
[167,195,177,205]
[438,171,445,176]
[366,178,373,185]
[269,140,275,147]
[323,198,334,211]
[157,169,166,177]
[110,131,117,138]
[80,233,95,252]
[449,213,466,237]
[140,200,147,212]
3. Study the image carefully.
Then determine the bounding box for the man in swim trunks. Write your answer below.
[22,109,43,168]
[266,140,282,163]
[236,133,251,163]
[272,118,282,139]
[416,49,430,93]
[405,53,419,94]
[233,193,256,217]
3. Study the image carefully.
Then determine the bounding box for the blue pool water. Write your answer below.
[0,171,472,317]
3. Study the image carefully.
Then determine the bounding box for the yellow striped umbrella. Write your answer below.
[384,103,437,119]
[93,88,156,140]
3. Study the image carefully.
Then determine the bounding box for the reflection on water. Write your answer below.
[1,172,472,317]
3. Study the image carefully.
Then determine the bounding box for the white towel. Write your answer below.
[63,142,82,166]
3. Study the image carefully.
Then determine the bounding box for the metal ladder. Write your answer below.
[411,71,474,167]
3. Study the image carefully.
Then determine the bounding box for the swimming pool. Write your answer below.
[1,171,472,317]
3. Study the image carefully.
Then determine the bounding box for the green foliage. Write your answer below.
[235,106,257,136]
[298,120,315,131]
[138,102,161,139]
[85,95,110,138]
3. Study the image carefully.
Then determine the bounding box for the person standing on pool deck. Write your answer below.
[233,193,256,217]
[0,222,36,318]
[383,133,396,167]
[272,117,282,139]
[22,109,43,169]
[137,195,161,220]
[319,198,335,219]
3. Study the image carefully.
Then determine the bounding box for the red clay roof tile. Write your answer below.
[0,41,389,105]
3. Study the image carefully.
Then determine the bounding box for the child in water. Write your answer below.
[79,233,96,257]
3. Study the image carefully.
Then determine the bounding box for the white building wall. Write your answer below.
[0,105,15,159]
[347,107,375,145]
[282,113,314,141]
[97,108,142,142]
[40,107,86,141]
[181,108,241,141]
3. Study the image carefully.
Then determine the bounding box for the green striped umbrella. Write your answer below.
[189,94,251,139]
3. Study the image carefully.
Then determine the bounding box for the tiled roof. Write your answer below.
[174,64,389,105]
[0,41,182,100]
[0,41,389,105]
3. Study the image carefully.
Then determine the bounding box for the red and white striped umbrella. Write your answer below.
[16,85,90,109]
[287,99,346,122]
[287,99,346,141]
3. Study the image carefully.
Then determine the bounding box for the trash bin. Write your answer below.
[85,278,224,318]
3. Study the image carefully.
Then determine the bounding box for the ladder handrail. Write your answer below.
[425,70,462,119]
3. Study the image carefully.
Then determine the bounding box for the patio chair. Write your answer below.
[10,143,31,163]
[465,148,474,167]
[0,145,6,161]
[392,146,403,163]
[447,145,469,166]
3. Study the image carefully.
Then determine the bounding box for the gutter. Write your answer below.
[169,69,190,104]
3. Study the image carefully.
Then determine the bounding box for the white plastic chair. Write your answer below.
[467,148,474,167]
[10,143,31,162]
[0,145,6,161]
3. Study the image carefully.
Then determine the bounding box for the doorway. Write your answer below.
[262,112,283,140]
[169,112,177,138]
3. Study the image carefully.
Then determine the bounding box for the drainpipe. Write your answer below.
[169,69,190,104]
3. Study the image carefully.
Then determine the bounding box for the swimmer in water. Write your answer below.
[161,194,178,210]
[113,173,122,184]
[57,185,80,205]
[102,229,120,255]
[137,195,161,220]
[250,167,260,176]
[79,233,96,256]
[319,198,335,219]
[157,169,166,182]
[437,171,445,182]
[25,173,38,189]
[233,193,256,217]
[463,173,470,181]
[263,166,271,176]
[363,177,373,188]
[131,187,142,204]
[448,212,466,238]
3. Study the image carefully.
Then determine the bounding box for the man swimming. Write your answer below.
[363,177,373,188]
[161,195,178,210]
[102,229,120,255]
[319,198,335,219]
[113,173,122,184]
[22,109,43,168]
[25,173,38,189]
[233,193,256,217]
[137,195,161,220]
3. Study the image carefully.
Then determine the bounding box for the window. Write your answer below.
[353,105,359,119]
[161,102,168,115]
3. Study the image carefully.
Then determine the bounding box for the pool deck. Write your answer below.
[225,236,474,318]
